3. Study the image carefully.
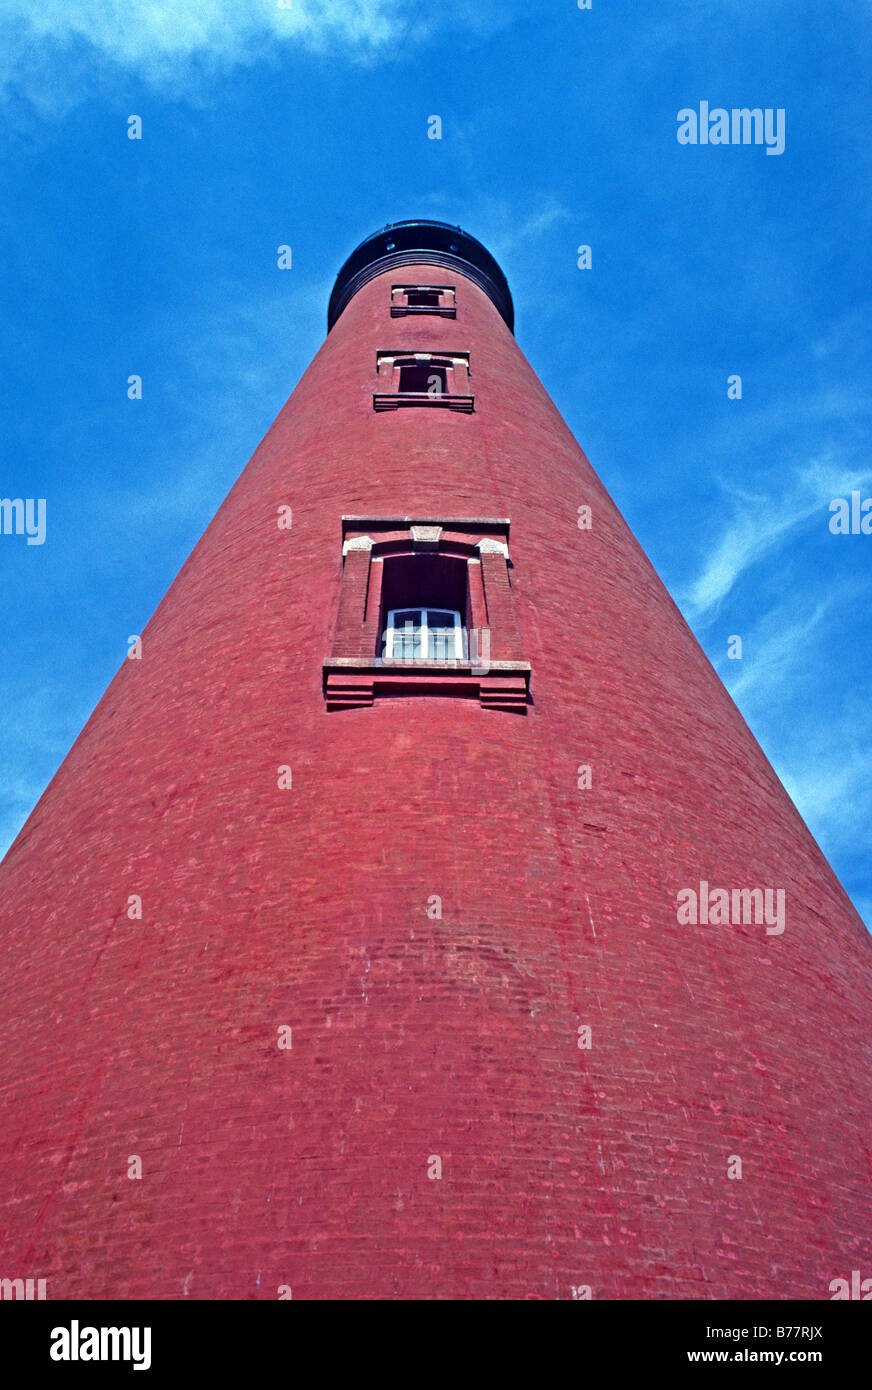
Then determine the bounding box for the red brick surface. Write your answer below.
[0,261,870,1299]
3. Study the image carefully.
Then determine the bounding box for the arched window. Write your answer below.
[384,608,465,661]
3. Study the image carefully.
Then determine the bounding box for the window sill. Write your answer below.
[323,658,530,712]
[373,392,474,413]
[389,305,456,317]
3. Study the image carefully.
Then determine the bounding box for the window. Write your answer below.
[390,285,456,317]
[324,516,530,711]
[378,551,469,662]
[374,352,473,412]
[397,362,446,396]
[384,608,465,660]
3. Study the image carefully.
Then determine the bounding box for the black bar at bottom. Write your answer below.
[1,1299,865,1378]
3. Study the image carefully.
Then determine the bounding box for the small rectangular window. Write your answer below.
[390,285,456,318]
[387,609,425,660]
[426,610,464,660]
[374,352,473,412]
[398,362,446,395]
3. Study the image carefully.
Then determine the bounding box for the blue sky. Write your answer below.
[1,1,870,925]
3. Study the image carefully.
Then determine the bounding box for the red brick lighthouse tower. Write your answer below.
[1,221,871,1301]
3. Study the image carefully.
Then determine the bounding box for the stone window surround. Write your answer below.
[324,516,529,712]
[373,352,474,412]
[390,284,457,317]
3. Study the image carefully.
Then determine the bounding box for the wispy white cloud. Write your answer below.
[481,198,575,263]
[0,0,517,111]
[778,708,872,927]
[682,454,872,621]
[717,604,872,931]
[711,572,872,930]
[721,597,832,704]
[415,189,573,259]
[5,0,401,75]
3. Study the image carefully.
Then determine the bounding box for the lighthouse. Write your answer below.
[0,220,870,1300]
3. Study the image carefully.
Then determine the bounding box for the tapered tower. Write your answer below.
[1,221,870,1300]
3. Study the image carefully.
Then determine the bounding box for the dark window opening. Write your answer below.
[398,362,446,395]
[405,290,441,308]
[379,553,469,660]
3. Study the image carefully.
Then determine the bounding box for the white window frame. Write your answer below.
[384,607,465,661]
